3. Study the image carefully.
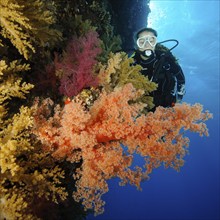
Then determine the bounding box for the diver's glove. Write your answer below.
[177,84,185,103]
[176,94,183,103]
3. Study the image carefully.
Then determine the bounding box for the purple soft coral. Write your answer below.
[55,30,102,97]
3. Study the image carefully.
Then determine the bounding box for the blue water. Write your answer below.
[87,1,220,219]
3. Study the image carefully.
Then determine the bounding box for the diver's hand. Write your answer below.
[176,94,183,103]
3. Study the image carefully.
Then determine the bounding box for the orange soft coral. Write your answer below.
[33,83,212,215]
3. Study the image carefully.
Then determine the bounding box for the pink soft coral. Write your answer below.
[54,30,102,97]
[33,83,212,215]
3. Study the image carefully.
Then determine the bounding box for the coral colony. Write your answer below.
[0,0,212,219]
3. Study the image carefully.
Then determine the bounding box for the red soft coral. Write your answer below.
[55,30,102,97]
[33,83,212,215]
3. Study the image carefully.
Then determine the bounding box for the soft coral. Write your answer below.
[55,30,102,97]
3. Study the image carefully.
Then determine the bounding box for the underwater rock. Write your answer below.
[108,0,150,50]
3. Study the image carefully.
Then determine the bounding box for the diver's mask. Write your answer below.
[136,35,157,59]
[136,35,157,49]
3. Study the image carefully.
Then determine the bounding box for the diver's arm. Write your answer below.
[175,66,186,101]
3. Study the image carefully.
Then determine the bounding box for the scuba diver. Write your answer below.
[131,27,186,111]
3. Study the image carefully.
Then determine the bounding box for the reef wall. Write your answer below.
[108,0,151,50]
[0,1,212,219]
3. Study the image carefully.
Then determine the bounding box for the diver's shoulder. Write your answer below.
[155,49,178,63]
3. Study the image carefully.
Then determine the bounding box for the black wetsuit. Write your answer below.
[132,49,185,110]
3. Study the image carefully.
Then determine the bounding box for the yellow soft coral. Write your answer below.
[0,60,31,103]
[0,106,68,218]
[0,59,33,126]
[98,52,157,110]
[0,57,68,218]
[0,104,67,218]
[0,0,35,59]
[0,0,61,60]
[0,193,35,220]
[0,106,33,176]
[0,163,67,219]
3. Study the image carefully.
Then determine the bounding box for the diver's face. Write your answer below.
[136,31,157,52]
